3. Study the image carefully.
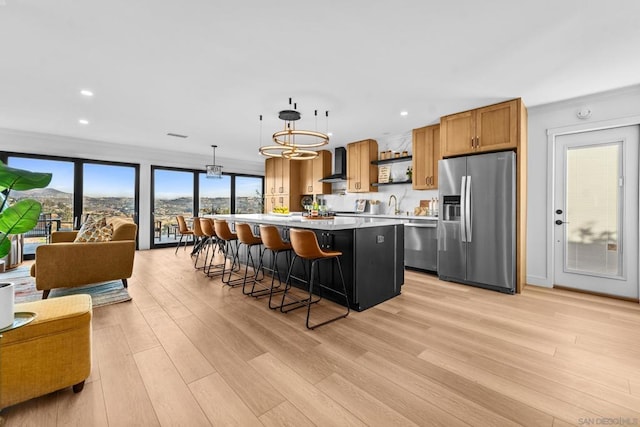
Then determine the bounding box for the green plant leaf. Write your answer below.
[0,236,11,259]
[0,199,42,234]
[0,160,52,192]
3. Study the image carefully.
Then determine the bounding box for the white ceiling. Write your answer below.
[1,0,639,164]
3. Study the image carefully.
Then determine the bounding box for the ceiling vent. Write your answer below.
[166,132,188,138]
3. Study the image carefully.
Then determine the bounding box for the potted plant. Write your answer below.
[0,160,51,328]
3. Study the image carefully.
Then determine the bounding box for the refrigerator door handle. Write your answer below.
[465,175,472,242]
[460,176,467,242]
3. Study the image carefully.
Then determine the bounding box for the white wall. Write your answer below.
[0,128,264,250]
[526,84,640,286]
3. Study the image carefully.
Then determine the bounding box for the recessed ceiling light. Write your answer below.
[400,111,408,116]
[80,89,94,97]
[78,119,89,125]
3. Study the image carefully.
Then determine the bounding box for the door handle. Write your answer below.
[460,176,467,242]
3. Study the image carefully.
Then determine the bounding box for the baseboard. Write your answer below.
[526,275,552,288]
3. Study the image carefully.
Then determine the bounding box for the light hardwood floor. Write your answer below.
[3,247,640,426]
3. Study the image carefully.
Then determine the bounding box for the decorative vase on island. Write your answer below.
[0,282,15,329]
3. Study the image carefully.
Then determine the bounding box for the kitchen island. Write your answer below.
[210,214,405,311]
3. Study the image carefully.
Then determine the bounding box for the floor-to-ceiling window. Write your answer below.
[152,168,194,247]
[83,163,137,220]
[2,153,139,258]
[151,166,263,248]
[235,175,264,214]
[199,173,231,215]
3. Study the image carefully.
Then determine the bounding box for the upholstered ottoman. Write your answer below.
[0,294,92,409]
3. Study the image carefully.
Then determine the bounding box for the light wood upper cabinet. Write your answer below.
[265,157,296,195]
[264,157,300,211]
[440,99,519,157]
[412,124,440,190]
[299,150,332,195]
[265,158,276,195]
[347,139,378,193]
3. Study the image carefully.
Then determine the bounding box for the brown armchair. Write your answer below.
[30,217,138,299]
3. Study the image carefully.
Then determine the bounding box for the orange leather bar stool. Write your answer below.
[258,225,294,307]
[235,223,265,295]
[199,218,224,276]
[175,215,194,253]
[191,217,207,269]
[284,228,350,329]
[214,219,242,287]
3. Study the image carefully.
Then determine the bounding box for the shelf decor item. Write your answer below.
[378,166,391,183]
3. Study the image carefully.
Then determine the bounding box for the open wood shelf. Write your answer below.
[371,155,412,165]
[372,180,412,187]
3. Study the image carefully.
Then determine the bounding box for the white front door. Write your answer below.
[553,126,639,299]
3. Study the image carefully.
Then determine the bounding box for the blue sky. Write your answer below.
[9,157,262,200]
[9,157,135,197]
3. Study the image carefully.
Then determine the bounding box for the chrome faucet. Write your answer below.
[388,194,400,215]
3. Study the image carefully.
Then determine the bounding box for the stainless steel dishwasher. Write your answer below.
[404,220,438,272]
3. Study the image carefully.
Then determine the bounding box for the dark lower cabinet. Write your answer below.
[254,224,404,311]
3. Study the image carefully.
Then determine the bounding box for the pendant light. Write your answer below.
[206,145,223,178]
[258,98,330,160]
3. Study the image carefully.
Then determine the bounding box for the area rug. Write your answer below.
[0,268,132,307]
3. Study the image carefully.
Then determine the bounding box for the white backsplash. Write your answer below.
[321,131,439,215]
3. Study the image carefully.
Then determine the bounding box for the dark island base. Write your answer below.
[235,224,404,312]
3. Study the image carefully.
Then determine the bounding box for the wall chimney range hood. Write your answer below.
[320,147,347,182]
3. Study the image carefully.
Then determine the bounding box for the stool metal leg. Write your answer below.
[204,236,225,277]
[242,243,265,295]
[306,256,350,330]
[265,249,290,308]
[221,239,244,287]
[280,256,319,313]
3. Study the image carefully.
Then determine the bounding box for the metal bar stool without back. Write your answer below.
[235,223,266,295]
[258,225,294,306]
[283,228,350,329]
[213,220,243,287]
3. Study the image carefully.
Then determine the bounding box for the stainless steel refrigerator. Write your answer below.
[437,151,515,293]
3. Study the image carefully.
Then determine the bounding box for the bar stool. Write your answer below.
[214,219,243,287]
[284,228,350,329]
[258,225,294,307]
[235,223,265,295]
[191,217,207,269]
[175,215,194,253]
[199,218,224,276]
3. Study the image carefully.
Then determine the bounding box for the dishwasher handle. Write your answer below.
[404,223,437,228]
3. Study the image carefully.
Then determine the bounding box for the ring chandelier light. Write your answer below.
[258,98,330,160]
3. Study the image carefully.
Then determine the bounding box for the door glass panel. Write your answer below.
[235,176,263,214]
[199,174,230,215]
[153,169,194,245]
[83,163,136,220]
[565,143,621,276]
[7,157,75,255]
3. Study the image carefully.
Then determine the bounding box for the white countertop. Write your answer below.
[336,213,438,221]
[208,214,406,231]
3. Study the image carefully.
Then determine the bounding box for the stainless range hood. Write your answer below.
[319,146,346,182]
